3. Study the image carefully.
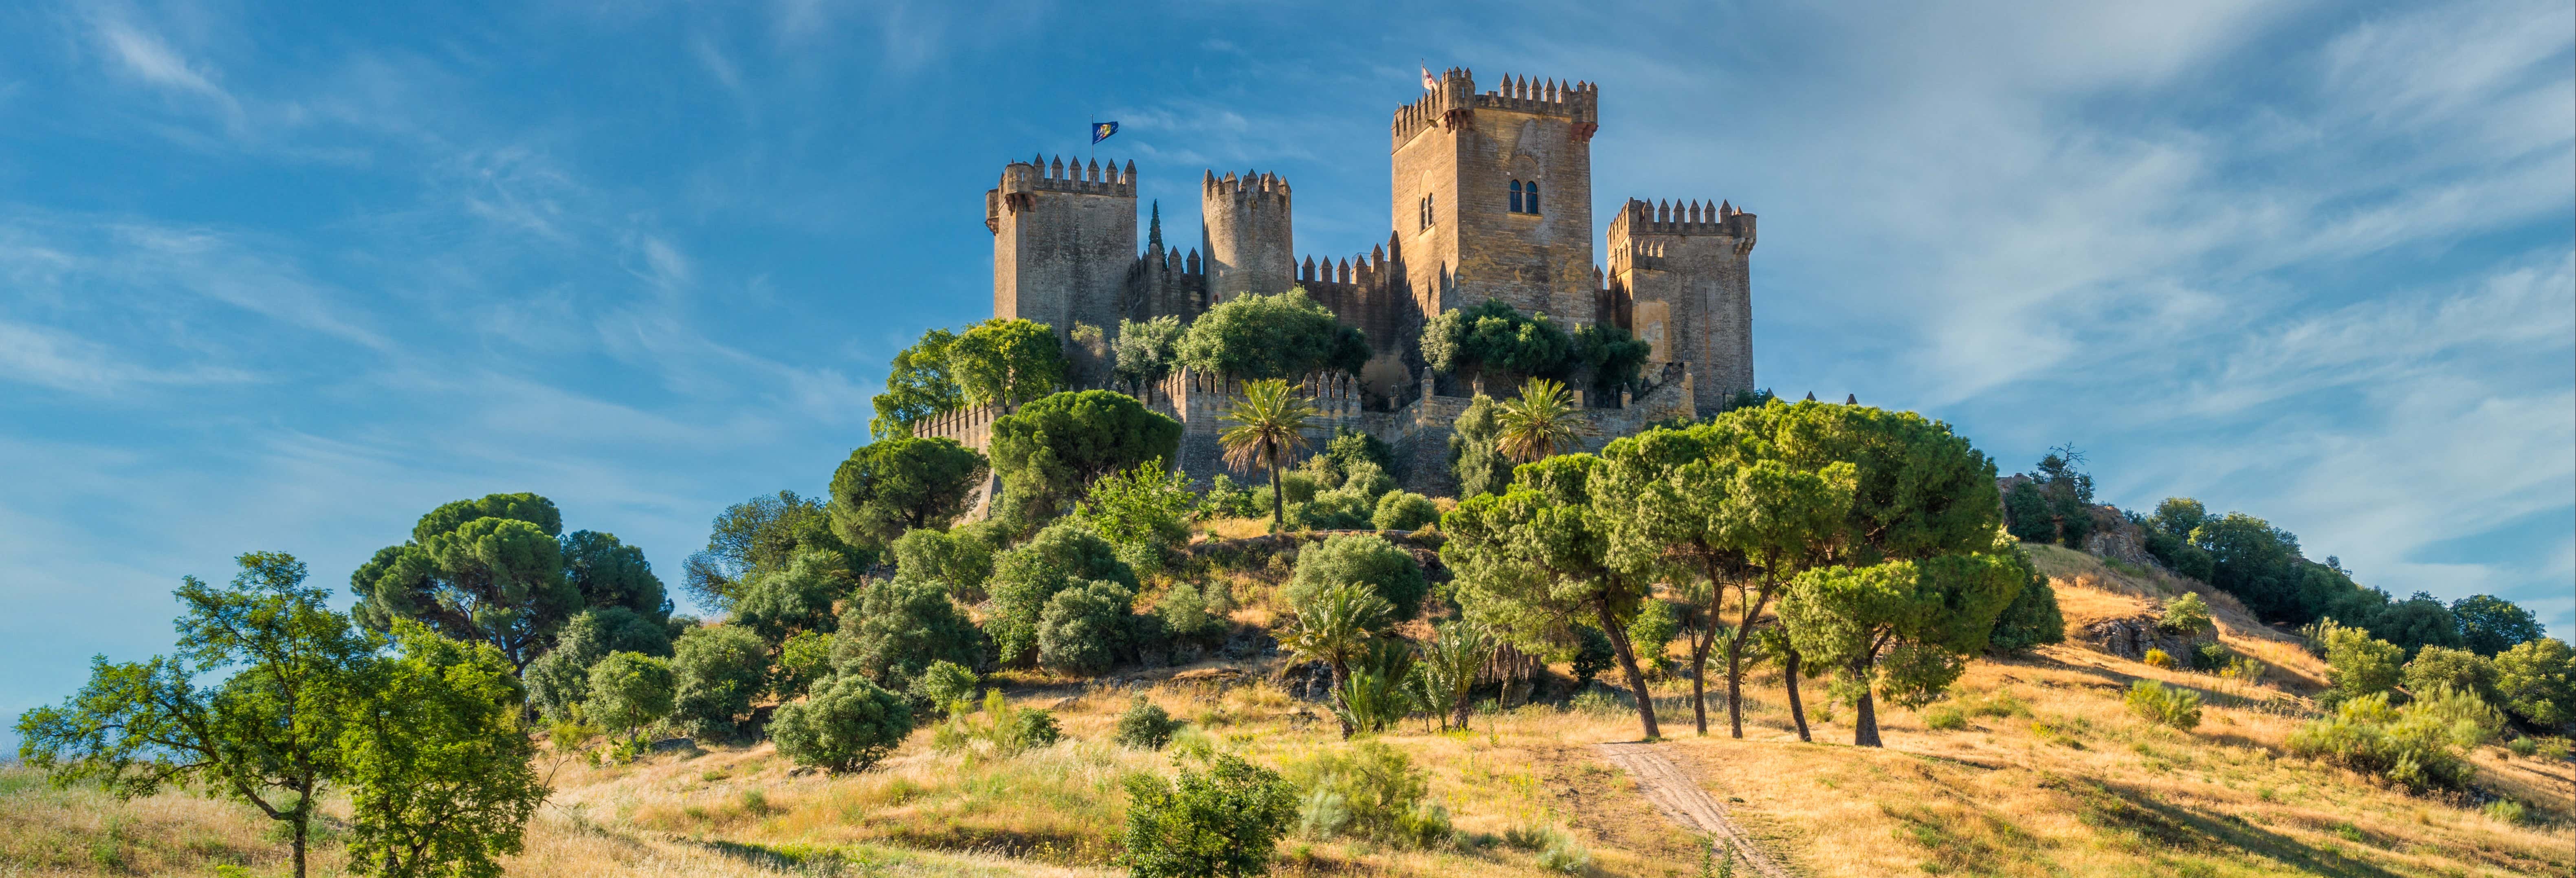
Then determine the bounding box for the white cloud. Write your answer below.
[0,320,259,394]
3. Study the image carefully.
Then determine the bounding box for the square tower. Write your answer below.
[987,156,1137,348]
[1390,70,1599,326]
[1606,198,1756,415]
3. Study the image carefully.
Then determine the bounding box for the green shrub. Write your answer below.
[833,576,985,692]
[2404,645,2500,704]
[669,624,769,741]
[1121,753,1299,878]
[1157,581,1229,645]
[889,527,995,596]
[770,674,914,775]
[931,690,1060,757]
[771,629,835,700]
[907,660,979,711]
[585,651,675,743]
[1570,625,1616,686]
[2193,641,2235,671]
[2410,685,2506,749]
[982,521,1134,666]
[2125,680,2202,731]
[1285,533,1428,621]
[2287,692,2475,792]
[2158,592,2213,636]
[1290,489,1375,530]
[1201,473,1261,520]
[1626,600,1681,678]
[1115,698,1184,750]
[1536,830,1593,874]
[1012,708,1063,749]
[2318,620,2404,703]
[1286,741,1447,846]
[1372,491,1440,532]
[1986,575,2065,655]
[2141,648,2175,669]
[2493,637,2574,729]
[2506,736,2539,757]
[1923,704,1968,731]
[2482,799,2529,825]
[1036,579,1136,676]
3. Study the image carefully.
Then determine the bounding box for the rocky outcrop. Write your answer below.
[2084,614,2212,662]
[2082,506,2163,572]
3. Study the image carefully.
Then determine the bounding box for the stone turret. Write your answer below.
[1200,170,1296,303]
[1606,197,1756,415]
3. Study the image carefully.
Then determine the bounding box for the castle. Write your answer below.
[933,69,1757,492]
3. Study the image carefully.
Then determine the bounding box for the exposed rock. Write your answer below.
[2084,614,2212,663]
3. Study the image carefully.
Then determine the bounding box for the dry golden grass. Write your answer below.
[9,572,2569,878]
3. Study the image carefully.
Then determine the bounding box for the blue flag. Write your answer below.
[1091,121,1119,144]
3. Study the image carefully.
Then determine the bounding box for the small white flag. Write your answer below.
[1421,65,1438,90]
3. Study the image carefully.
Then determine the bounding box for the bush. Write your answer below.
[1202,474,1259,519]
[2142,648,2176,669]
[1115,698,1184,750]
[1336,461,1398,505]
[1286,741,1447,846]
[983,521,1134,666]
[586,651,675,742]
[771,629,834,700]
[1076,460,1200,576]
[1570,625,1617,686]
[2411,685,2507,748]
[2493,637,2574,728]
[2319,620,2405,703]
[2125,680,2202,731]
[2159,592,2213,636]
[2483,799,2530,825]
[1157,581,1229,646]
[1285,533,1428,621]
[669,625,770,741]
[889,527,995,597]
[1121,753,1300,878]
[1372,491,1439,531]
[1986,575,2065,655]
[770,675,914,775]
[1448,394,1513,500]
[1321,428,1395,486]
[1036,579,1136,676]
[1922,704,1968,731]
[1290,488,1376,530]
[2403,645,2500,704]
[2193,641,2235,672]
[2288,692,2475,791]
[833,576,985,691]
[988,389,1182,530]
[908,660,979,711]
[931,690,1060,757]
[527,608,674,722]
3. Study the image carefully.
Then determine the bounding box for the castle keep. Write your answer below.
[950,70,1757,491]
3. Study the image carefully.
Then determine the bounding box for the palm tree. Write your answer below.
[1494,377,1583,464]
[1412,621,1493,731]
[1278,581,1390,738]
[1217,378,1315,530]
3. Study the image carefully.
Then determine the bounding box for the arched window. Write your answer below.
[1526,180,1540,215]
[1509,180,1524,213]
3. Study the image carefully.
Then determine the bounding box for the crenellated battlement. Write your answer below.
[1607,198,1754,249]
[1203,169,1291,205]
[999,154,1137,198]
[1471,74,1598,121]
[1391,68,1599,149]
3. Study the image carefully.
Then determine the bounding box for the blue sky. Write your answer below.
[3,0,2569,742]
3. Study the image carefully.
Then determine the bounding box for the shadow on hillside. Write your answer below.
[2059,776,2404,878]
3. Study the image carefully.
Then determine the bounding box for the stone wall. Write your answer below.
[1607,199,1755,413]
[1200,171,1296,301]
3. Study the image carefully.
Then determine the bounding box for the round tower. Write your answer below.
[1200,169,1295,302]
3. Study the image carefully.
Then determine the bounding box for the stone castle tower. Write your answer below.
[963,70,1757,489]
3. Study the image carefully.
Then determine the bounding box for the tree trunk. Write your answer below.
[1722,581,1776,739]
[1268,455,1285,531]
[1851,656,1882,748]
[1596,601,1661,740]
[1328,658,1353,739]
[1783,647,1811,743]
[291,815,307,878]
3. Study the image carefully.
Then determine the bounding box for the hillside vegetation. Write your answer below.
[9,539,2568,878]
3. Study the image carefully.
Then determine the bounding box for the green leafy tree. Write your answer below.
[1115,315,1186,388]
[1322,427,1395,482]
[585,651,675,746]
[2005,446,2095,548]
[2451,595,2544,657]
[2402,646,2500,705]
[1590,410,1854,739]
[728,551,852,646]
[1286,533,1428,621]
[2316,620,2405,704]
[1115,697,1184,750]
[1217,378,1316,530]
[772,630,835,701]
[2491,637,2574,729]
[990,389,1183,529]
[833,577,986,691]
[1441,455,1661,739]
[1120,753,1300,878]
[1626,599,1681,678]
[1419,298,1573,389]
[1173,288,1369,380]
[2159,592,2214,636]
[770,675,914,774]
[948,317,1067,409]
[1448,394,1514,499]
[352,495,582,671]
[873,327,964,438]
[15,552,376,878]
[980,521,1135,666]
[1077,459,1201,576]
[668,625,769,741]
[1567,322,1654,399]
[1280,582,1394,739]
[1038,580,1137,677]
[1494,378,1584,464]
[2374,592,2466,655]
[1373,491,1439,531]
[889,526,997,597]
[682,490,864,612]
[827,436,991,550]
[560,530,671,620]
[1779,550,2030,746]
[339,623,548,878]
[909,660,980,710]
[1985,572,2065,655]
[524,607,671,722]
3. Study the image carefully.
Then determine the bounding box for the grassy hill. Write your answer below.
[7,538,2569,877]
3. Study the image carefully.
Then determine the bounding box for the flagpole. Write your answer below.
[1089,113,1095,164]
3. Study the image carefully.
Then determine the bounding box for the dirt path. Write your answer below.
[1593,742,1794,878]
